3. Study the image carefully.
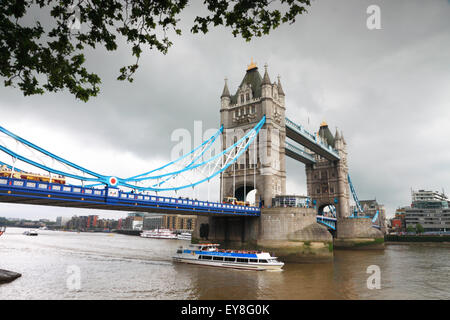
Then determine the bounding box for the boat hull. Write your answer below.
[141,235,177,239]
[176,236,192,241]
[172,256,283,271]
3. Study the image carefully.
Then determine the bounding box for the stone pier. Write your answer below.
[193,207,333,262]
[334,218,384,249]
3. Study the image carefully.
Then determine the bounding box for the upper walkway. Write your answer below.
[285,140,316,165]
[285,117,340,162]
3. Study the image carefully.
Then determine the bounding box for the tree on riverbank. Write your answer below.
[415,223,424,234]
[0,0,311,101]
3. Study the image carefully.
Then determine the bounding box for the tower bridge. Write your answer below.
[0,60,384,259]
[218,61,351,219]
[210,60,383,256]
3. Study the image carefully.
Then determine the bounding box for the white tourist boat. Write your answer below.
[23,230,38,236]
[172,243,284,271]
[140,229,177,239]
[176,232,192,241]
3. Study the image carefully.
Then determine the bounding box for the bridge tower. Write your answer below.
[305,123,351,218]
[219,60,286,207]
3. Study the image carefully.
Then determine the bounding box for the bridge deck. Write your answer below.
[285,118,340,162]
[285,140,316,165]
[0,178,260,217]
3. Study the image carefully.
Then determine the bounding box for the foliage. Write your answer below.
[415,223,424,234]
[0,0,311,101]
[328,241,333,252]
[385,234,450,243]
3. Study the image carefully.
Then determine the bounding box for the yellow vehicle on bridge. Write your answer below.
[223,196,250,206]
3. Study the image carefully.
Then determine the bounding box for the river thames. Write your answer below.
[0,227,449,300]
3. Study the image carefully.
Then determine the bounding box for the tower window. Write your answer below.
[240,95,244,103]
[251,105,255,113]
[246,93,250,101]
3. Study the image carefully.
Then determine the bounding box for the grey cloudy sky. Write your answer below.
[0,0,449,221]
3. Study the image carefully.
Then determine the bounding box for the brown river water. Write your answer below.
[0,227,449,299]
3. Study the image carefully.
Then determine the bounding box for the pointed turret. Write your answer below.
[221,78,230,98]
[334,128,343,149]
[220,78,231,109]
[229,61,263,104]
[318,121,335,147]
[261,63,271,85]
[277,76,285,96]
[335,128,341,140]
[261,63,272,98]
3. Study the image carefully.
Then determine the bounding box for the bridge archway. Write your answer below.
[316,203,337,236]
[318,203,336,218]
[234,185,256,203]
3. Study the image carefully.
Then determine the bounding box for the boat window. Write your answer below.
[236,258,248,263]
[224,257,235,262]
[176,249,182,254]
[249,259,257,263]
[213,256,223,261]
[200,255,212,260]
[258,259,268,263]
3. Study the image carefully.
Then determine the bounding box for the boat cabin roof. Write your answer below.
[190,243,219,248]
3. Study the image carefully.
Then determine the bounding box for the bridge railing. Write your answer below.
[0,177,260,216]
[316,215,337,230]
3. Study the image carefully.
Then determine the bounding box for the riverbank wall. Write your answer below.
[385,234,450,243]
[113,229,141,236]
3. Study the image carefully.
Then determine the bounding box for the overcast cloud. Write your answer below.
[0,0,449,221]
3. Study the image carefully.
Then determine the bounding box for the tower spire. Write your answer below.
[335,127,341,140]
[262,63,271,85]
[341,130,346,144]
[277,75,285,96]
[221,77,230,98]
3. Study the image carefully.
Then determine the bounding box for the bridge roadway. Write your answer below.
[0,177,338,228]
[0,177,260,217]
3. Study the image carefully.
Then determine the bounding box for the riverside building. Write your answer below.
[405,189,450,233]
